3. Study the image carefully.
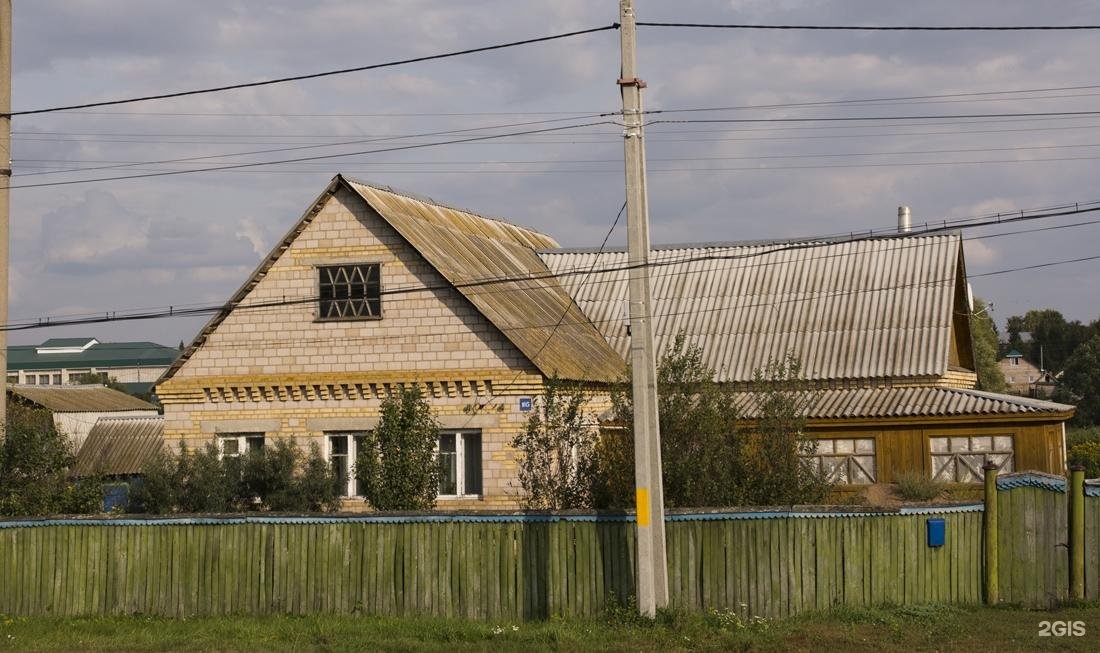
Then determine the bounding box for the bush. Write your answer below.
[894,471,946,502]
[1067,426,1100,449]
[0,403,100,516]
[357,386,441,511]
[133,440,342,514]
[1068,441,1100,479]
[512,375,596,510]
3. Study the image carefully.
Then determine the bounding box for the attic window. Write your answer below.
[317,264,381,320]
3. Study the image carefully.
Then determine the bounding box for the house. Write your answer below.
[7,337,180,395]
[7,384,160,451]
[155,175,1074,508]
[998,350,1050,397]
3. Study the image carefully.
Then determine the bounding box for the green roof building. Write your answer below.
[7,337,180,394]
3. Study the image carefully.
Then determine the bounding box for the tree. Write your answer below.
[356,386,441,510]
[0,403,101,516]
[736,356,828,506]
[70,371,156,404]
[1004,309,1093,372]
[1059,334,1100,426]
[512,375,597,510]
[971,299,1005,393]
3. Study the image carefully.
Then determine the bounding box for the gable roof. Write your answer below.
[539,234,965,383]
[9,340,179,372]
[8,384,158,412]
[71,416,164,477]
[158,175,625,385]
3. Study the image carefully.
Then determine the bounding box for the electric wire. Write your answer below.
[5,24,621,117]
[8,202,1100,333]
[635,22,1100,31]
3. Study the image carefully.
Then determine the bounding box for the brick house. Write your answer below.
[156,175,1074,508]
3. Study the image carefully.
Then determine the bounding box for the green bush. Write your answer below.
[0,403,101,516]
[357,386,441,511]
[134,440,341,514]
[894,471,945,502]
[1068,441,1100,478]
[1067,426,1100,449]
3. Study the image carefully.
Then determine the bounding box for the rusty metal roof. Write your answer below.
[8,384,157,413]
[345,179,625,382]
[72,417,164,477]
[539,234,962,382]
[158,176,625,385]
[731,386,1074,420]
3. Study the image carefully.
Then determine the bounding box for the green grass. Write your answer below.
[0,603,1098,652]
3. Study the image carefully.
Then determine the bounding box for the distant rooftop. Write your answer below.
[8,338,180,372]
[7,384,158,412]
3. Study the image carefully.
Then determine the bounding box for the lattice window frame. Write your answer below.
[930,434,1014,482]
[804,437,877,485]
[317,263,382,321]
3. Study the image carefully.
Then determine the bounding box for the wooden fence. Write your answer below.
[0,472,1093,619]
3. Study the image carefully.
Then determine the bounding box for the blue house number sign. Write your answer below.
[519,397,533,412]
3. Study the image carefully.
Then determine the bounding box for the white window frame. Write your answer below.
[326,432,368,498]
[218,433,265,459]
[803,437,877,485]
[930,434,1014,482]
[437,430,483,498]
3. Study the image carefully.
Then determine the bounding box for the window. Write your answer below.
[438,430,482,497]
[804,438,876,484]
[930,435,1014,482]
[219,433,265,458]
[1010,358,1019,366]
[6,373,16,384]
[52,373,62,385]
[328,433,368,497]
[318,264,381,320]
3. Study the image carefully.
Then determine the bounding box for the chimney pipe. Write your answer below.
[898,205,912,233]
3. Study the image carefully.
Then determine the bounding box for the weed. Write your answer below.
[894,471,946,502]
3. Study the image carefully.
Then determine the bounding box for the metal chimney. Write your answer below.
[898,205,912,233]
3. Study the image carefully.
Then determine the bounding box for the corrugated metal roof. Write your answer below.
[346,179,625,382]
[9,340,179,372]
[71,417,164,477]
[539,235,962,382]
[159,175,625,385]
[8,384,158,412]
[731,386,1074,420]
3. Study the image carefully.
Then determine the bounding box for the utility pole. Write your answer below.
[618,0,668,616]
[0,0,11,432]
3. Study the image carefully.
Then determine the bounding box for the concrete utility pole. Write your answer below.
[618,0,668,616]
[0,0,11,431]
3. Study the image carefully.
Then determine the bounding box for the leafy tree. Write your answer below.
[356,386,441,510]
[1004,309,1094,372]
[70,371,156,404]
[595,335,826,508]
[971,299,1005,392]
[132,448,180,514]
[1058,334,1100,426]
[176,444,236,513]
[736,356,828,506]
[296,443,342,512]
[512,375,597,509]
[599,334,742,508]
[0,403,101,516]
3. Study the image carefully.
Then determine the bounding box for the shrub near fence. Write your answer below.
[0,472,1094,619]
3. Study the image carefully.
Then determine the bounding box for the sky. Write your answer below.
[8,0,1100,347]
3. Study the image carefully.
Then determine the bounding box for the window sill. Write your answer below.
[436,494,483,501]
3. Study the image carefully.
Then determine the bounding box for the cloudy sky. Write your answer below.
[8,0,1100,347]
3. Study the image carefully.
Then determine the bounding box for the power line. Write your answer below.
[5,24,620,117]
[5,121,616,189]
[646,110,1100,127]
[636,22,1100,31]
[9,203,1100,332]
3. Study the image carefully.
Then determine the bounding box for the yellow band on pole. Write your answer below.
[636,488,651,527]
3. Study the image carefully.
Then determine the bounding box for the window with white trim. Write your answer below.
[438,430,482,497]
[219,433,265,458]
[327,433,368,497]
[317,263,381,320]
[930,435,1013,482]
[804,438,877,484]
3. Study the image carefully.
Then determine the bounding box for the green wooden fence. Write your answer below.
[0,473,1092,619]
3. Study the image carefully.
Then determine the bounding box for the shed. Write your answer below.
[71,416,164,478]
[7,384,160,451]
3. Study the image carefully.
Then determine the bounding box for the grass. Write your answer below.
[0,603,1098,652]
[893,471,946,502]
